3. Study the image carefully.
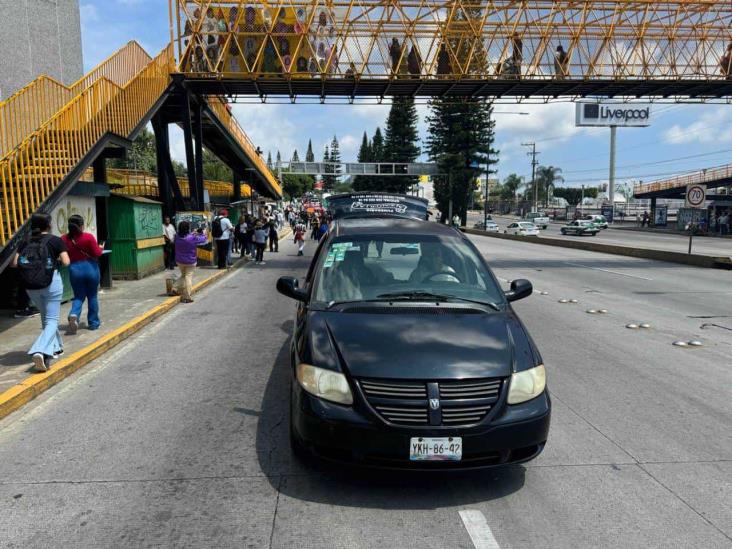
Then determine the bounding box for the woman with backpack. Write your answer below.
[62,214,104,334]
[12,213,70,372]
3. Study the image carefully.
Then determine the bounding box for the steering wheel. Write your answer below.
[422,271,462,283]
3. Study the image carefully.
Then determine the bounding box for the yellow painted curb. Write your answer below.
[0,263,239,421]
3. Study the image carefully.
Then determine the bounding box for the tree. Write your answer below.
[530,165,564,207]
[501,173,523,201]
[109,128,157,173]
[202,149,232,181]
[305,139,315,162]
[426,97,498,223]
[292,149,300,162]
[383,96,420,193]
[552,186,599,205]
[281,172,314,199]
[353,131,372,191]
[328,135,342,191]
[371,127,385,163]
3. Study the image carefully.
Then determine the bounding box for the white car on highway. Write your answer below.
[506,222,540,236]
[524,212,550,229]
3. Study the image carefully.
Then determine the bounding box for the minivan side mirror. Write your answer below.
[276,276,308,302]
[505,279,532,302]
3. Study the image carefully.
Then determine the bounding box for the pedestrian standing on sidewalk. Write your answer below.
[174,220,208,303]
[642,210,649,228]
[162,216,176,270]
[245,215,256,257]
[12,213,70,372]
[212,209,233,269]
[268,219,279,252]
[720,211,730,236]
[62,214,104,334]
[254,222,268,264]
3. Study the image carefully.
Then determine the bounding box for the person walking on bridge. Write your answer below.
[63,214,104,334]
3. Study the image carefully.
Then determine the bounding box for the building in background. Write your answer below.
[0,0,83,99]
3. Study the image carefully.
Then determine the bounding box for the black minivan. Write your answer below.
[277,194,550,469]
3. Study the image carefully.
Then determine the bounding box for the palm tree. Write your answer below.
[535,166,564,207]
[501,173,524,201]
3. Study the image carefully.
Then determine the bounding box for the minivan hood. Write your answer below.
[302,308,537,380]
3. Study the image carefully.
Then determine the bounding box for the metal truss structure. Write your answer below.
[171,1,732,100]
[278,161,439,175]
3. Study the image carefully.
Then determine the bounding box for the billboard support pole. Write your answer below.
[609,125,617,215]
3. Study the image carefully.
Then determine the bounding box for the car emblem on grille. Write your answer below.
[429,398,440,410]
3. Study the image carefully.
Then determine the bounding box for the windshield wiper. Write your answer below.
[376,291,501,311]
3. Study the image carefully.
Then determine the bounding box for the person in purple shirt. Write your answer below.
[174,220,208,303]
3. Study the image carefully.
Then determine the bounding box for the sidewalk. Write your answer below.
[0,262,234,395]
[0,226,292,418]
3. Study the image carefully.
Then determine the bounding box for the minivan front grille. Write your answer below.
[358,377,504,427]
[360,379,427,399]
[439,379,502,399]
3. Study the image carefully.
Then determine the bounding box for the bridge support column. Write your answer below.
[152,114,186,217]
[192,100,205,211]
[650,197,657,227]
[182,91,203,210]
[232,170,243,203]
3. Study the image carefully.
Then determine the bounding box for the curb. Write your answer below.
[0,261,241,421]
[462,228,732,270]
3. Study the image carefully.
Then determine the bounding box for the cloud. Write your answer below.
[231,103,298,158]
[663,107,732,145]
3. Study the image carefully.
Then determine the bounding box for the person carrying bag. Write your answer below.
[13,213,70,371]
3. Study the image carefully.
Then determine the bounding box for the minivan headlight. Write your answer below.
[296,363,353,405]
[507,364,546,404]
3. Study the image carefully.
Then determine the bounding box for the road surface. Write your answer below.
[0,236,730,548]
[468,211,732,257]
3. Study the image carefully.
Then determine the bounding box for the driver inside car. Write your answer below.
[408,243,458,283]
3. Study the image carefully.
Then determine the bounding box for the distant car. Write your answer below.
[506,222,540,236]
[524,212,550,229]
[584,215,608,229]
[561,220,600,236]
[473,220,499,232]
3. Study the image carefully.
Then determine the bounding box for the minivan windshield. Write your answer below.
[312,235,504,307]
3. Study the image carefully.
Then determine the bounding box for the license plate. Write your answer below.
[409,437,462,461]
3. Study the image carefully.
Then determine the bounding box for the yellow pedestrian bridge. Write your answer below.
[173,1,732,100]
[0,40,279,270]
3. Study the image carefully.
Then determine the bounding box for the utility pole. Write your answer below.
[522,142,540,213]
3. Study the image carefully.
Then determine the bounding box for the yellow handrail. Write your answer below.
[0,44,175,246]
[0,41,151,158]
[81,167,252,198]
[208,99,282,197]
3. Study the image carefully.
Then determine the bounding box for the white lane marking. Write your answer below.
[565,262,653,281]
[459,510,501,549]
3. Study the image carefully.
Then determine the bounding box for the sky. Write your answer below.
[80,1,732,191]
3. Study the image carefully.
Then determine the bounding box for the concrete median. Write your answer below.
[462,228,732,270]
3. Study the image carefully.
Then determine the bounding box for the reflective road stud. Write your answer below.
[673,341,689,347]
[626,324,639,329]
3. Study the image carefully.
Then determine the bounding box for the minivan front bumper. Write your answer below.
[291,383,551,469]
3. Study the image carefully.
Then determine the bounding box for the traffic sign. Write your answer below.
[685,184,706,209]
